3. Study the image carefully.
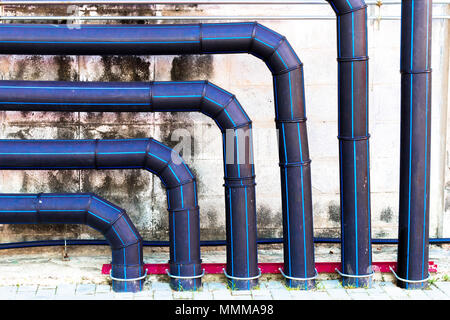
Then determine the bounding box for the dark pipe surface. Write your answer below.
[0,193,143,292]
[0,80,258,290]
[0,237,449,251]
[398,0,432,289]
[0,22,314,289]
[0,137,201,291]
[327,0,372,288]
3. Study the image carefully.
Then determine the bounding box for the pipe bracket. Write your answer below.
[335,268,375,279]
[109,269,148,282]
[166,268,205,280]
[389,266,431,284]
[223,268,261,281]
[279,267,318,281]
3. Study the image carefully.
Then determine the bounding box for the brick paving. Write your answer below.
[0,279,446,300]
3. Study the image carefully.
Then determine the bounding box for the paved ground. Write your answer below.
[0,243,448,300]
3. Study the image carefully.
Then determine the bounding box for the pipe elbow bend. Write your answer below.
[327,0,367,16]
[203,82,252,132]
[250,22,302,75]
[86,194,142,249]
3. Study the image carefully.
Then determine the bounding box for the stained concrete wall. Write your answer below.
[0,3,449,244]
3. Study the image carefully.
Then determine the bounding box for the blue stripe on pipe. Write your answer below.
[187,209,191,262]
[229,188,234,285]
[297,122,307,283]
[235,130,241,179]
[253,38,274,49]
[0,152,93,155]
[40,210,84,212]
[111,225,126,290]
[98,151,146,155]
[152,139,172,151]
[223,109,236,127]
[339,141,345,271]
[168,164,181,183]
[406,0,415,289]
[0,24,201,29]
[276,51,288,70]
[203,37,251,40]
[193,181,198,207]
[0,40,200,44]
[244,186,250,290]
[148,152,168,164]
[423,0,430,282]
[346,0,353,10]
[353,141,358,286]
[153,95,202,98]
[222,133,228,178]
[203,96,222,107]
[0,210,35,212]
[337,16,341,58]
[0,86,149,90]
[281,123,291,285]
[88,211,109,224]
[274,76,279,119]
[0,101,148,105]
[288,72,293,120]
[329,0,339,14]
[93,196,121,213]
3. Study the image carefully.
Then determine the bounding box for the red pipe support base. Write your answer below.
[102,261,438,275]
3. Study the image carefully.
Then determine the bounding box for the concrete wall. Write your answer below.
[0,2,449,244]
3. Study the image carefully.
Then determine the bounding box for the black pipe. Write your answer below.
[0,22,315,289]
[0,137,202,291]
[0,79,257,290]
[1,237,449,251]
[327,0,372,288]
[0,193,144,292]
[398,0,432,290]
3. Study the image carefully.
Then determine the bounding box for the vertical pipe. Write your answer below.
[398,0,432,289]
[327,0,372,287]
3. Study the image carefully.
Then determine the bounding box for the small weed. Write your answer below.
[443,274,449,281]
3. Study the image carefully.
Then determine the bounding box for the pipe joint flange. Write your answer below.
[167,206,200,214]
[275,116,307,124]
[223,268,262,281]
[389,266,431,284]
[279,160,312,168]
[279,268,318,281]
[273,64,303,77]
[337,55,369,63]
[229,121,253,132]
[109,269,148,282]
[223,175,256,188]
[337,134,371,142]
[166,177,197,190]
[166,268,205,280]
[335,4,368,17]
[335,268,375,279]
[400,68,432,75]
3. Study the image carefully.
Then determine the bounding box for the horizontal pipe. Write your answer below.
[0,15,449,20]
[0,193,144,292]
[0,238,448,250]
[0,79,258,290]
[0,137,202,291]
